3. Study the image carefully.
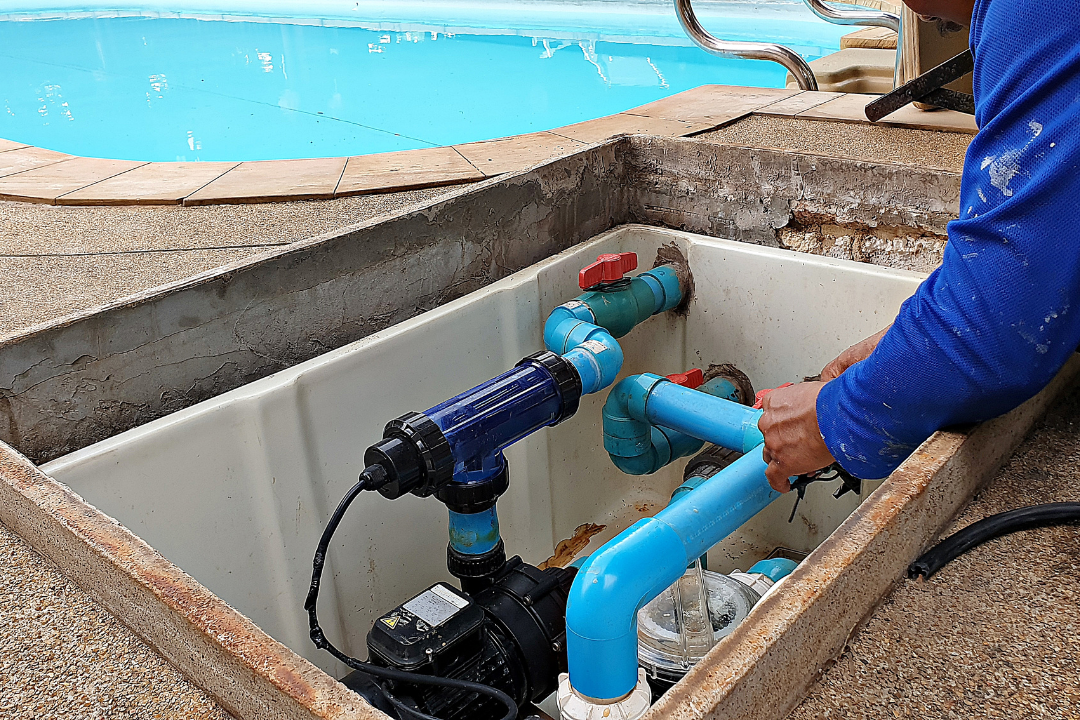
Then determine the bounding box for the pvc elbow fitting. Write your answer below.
[565,447,780,701]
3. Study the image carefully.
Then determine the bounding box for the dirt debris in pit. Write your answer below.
[653,242,694,316]
[0,520,233,720]
[777,210,948,273]
[790,381,1080,720]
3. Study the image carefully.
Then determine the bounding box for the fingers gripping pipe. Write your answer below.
[565,447,780,701]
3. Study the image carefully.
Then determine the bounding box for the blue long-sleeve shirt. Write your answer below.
[816,0,1080,480]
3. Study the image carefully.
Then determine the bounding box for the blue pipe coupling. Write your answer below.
[604,372,764,475]
[544,264,683,395]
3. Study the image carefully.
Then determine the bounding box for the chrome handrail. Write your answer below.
[674,0,819,91]
[801,0,900,33]
[800,0,901,88]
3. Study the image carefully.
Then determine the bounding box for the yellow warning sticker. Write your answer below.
[380,616,399,629]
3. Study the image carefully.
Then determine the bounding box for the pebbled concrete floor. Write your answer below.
[791,382,1080,720]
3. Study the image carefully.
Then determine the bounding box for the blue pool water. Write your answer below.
[0,1,848,161]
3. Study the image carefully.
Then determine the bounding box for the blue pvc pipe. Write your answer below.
[565,445,781,701]
[447,507,500,555]
[604,375,745,475]
[544,265,683,395]
[747,557,799,582]
[644,377,765,453]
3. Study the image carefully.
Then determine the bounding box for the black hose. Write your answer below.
[305,465,518,720]
[908,502,1080,580]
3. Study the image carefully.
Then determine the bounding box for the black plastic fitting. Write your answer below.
[517,349,582,425]
[364,411,454,500]
[436,463,510,514]
[448,539,507,595]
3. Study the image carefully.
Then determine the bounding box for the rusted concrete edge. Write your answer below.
[647,353,1080,720]
[0,444,383,720]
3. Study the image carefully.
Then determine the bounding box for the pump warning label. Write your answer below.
[402,583,468,628]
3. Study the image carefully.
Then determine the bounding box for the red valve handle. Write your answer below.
[752,382,794,409]
[666,368,704,389]
[578,252,638,289]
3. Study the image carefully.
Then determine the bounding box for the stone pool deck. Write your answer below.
[0,86,976,206]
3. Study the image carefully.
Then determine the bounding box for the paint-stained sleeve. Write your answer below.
[815,7,1080,480]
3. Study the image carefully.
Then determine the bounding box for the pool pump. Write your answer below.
[306,250,692,720]
[344,559,575,719]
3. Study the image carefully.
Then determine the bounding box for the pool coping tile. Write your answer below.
[0,147,73,179]
[624,84,800,126]
[549,112,713,143]
[756,91,847,117]
[59,162,240,206]
[0,158,147,204]
[182,157,347,206]
[0,139,30,153]
[0,87,980,205]
[452,132,587,177]
[335,147,483,197]
[797,93,979,133]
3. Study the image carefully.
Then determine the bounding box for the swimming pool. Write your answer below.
[0,1,847,161]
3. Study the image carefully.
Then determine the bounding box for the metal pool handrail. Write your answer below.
[674,0,819,91]
[800,0,900,33]
[800,0,902,88]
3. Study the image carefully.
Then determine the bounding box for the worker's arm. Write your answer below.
[817,6,1080,480]
[763,4,1080,484]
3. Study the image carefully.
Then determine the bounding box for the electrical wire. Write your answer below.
[305,466,519,720]
[909,502,1080,580]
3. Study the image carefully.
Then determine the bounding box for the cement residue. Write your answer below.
[791,382,1080,720]
[695,115,971,173]
[0,187,455,340]
[0,520,233,720]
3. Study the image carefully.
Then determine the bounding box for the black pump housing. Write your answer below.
[358,558,575,720]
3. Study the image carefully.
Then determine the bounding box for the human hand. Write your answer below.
[819,325,891,382]
[758,381,836,492]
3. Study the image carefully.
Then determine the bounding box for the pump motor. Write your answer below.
[343,558,574,720]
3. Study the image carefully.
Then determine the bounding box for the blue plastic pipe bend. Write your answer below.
[565,446,781,701]
[604,375,746,475]
[644,375,765,453]
[544,265,683,395]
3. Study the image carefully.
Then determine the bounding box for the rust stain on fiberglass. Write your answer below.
[539,523,606,570]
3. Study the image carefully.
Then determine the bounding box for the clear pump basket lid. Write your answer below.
[637,564,759,680]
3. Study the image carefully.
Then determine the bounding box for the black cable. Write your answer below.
[305,465,518,720]
[909,502,1080,580]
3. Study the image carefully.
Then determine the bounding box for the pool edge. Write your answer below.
[0,86,975,206]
